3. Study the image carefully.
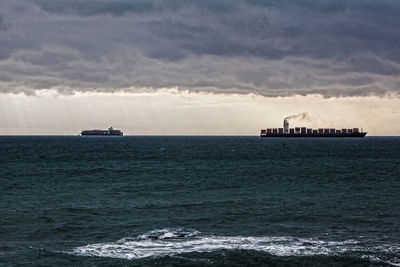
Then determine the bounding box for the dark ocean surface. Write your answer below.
[1,136,399,266]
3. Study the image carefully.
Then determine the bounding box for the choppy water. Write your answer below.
[1,136,399,266]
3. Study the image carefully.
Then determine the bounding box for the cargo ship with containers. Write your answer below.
[80,127,123,136]
[261,119,366,138]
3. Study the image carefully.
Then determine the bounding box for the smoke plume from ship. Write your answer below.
[284,112,311,121]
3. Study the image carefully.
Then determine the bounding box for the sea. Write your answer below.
[1,136,399,266]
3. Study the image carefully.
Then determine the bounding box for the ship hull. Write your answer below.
[260,133,366,138]
[80,128,123,136]
[81,133,123,136]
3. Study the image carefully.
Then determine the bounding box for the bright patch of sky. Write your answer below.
[1,91,399,135]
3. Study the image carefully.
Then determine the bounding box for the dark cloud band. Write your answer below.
[0,0,399,96]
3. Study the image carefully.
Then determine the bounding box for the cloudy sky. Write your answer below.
[1,0,400,135]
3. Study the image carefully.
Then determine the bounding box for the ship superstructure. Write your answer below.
[260,119,366,138]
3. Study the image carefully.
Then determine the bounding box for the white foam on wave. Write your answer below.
[69,228,400,265]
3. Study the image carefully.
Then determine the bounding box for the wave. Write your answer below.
[69,228,400,266]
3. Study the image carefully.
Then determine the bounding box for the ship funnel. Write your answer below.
[284,119,289,134]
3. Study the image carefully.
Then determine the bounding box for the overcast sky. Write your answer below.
[1,0,400,96]
[1,0,400,134]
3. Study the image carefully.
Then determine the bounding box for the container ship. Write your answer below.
[81,127,123,136]
[261,119,366,138]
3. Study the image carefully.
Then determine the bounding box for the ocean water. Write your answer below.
[1,136,399,266]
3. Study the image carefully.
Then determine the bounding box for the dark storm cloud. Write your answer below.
[0,0,400,96]
[0,15,9,31]
[35,0,156,16]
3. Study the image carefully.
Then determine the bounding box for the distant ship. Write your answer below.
[81,127,123,136]
[261,119,366,138]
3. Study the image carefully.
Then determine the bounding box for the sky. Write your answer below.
[1,0,400,135]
